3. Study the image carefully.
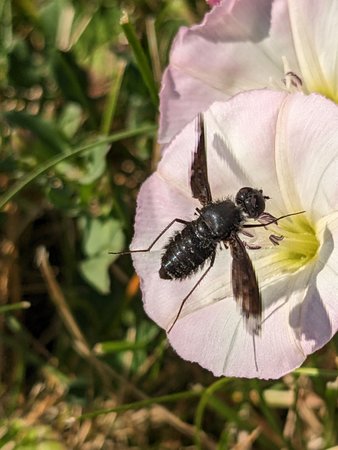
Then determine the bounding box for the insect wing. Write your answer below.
[191,114,212,206]
[229,234,262,321]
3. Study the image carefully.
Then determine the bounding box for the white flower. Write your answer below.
[131,90,338,379]
[160,0,338,143]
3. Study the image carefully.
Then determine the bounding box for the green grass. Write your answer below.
[0,1,337,449]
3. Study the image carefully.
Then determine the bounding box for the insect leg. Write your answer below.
[167,251,216,333]
[110,218,189,255]
[252,333,259,372]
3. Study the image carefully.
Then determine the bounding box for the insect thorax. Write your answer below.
[199,199,243,240]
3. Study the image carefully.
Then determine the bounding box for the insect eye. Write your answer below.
[235,187,266,218]
[250,194,265,218]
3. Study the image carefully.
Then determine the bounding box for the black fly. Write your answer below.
[112,115,303,333]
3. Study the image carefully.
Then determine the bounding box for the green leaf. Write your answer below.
[120,12,159,108]
[81,217,124,257]
[95,340,148,354]
[79,143,109,185]
[8,39,42,87]
[0,302,30,314]
[54,143,109,184]
[3,111,70,154]
[46,182,78,210]
[52,50,96,127]
[79,253,115,294]
[81,390,201,419]
[58,103,83,138]
[0,124,156,209]
[79,216,125,293]
[38,0,64,44]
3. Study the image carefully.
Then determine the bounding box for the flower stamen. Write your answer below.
[269,215,319,273]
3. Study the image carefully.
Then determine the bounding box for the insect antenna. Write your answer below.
[243,210,305,229]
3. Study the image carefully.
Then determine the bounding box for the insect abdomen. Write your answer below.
[159,221,216,280]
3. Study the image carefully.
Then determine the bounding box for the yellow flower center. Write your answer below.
[305,79,338,105]
[270,214,320,273]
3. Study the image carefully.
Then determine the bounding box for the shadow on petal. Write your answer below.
[213,132,250,184]
[195,0,273,44]
[289,225,334,353]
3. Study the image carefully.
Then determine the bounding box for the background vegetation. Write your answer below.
[0,1,337,448]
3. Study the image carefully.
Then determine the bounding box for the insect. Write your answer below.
[112,115,303,333]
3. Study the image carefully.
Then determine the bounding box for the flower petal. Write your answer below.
[203,91,288,212]
[159,0,299,142]
[133,90,288,327]
[274,93,338,219]
[132,173,200,328]
[133,90,338,378]
[168,281,309,379]
[288,0,338,100]
[298,212,338,354]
